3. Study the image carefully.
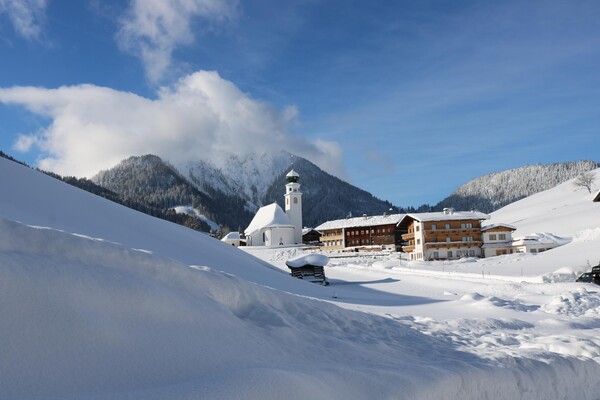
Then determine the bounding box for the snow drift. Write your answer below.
[3,157,600,398]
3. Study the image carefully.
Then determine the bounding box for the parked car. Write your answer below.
[576,272,593,283]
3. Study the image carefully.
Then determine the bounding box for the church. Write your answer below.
[244,169,303,247]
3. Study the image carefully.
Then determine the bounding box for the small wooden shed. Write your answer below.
[285,254,330,285]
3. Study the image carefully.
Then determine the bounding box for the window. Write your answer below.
[468,250,475,257]
[293,198,298,204]
[416,225,420,232]
[448,251,453,258]
[416,239,421,245]
[462,236,473,242]
[461,223,473,229]
[446,237,451,242]
[531,249,537,253]
[499,234,506,240]
[445,224,451,229]
[489,234,497,240]
[431,224,437,230]
[433,252,439,259]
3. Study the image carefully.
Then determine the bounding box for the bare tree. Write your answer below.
[573,172,596,194]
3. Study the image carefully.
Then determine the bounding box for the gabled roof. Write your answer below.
[315,213,406,231]
[481,223,517,232]
[400,211,490,224]
[594,190,600,202]
[302,228,321,235]
[244,203,293,236]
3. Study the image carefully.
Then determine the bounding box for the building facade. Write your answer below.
[315,213,406,251]
[481,224,516,257]
[399,209,490,261]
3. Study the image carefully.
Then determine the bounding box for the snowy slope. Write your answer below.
[488,168,600,237]
[0,156,326,298]
[484,167,600,275]
[4,157,600,399]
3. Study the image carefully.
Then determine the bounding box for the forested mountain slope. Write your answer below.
[435,161,599,213]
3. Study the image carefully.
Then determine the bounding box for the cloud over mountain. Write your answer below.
[0,70,344,178]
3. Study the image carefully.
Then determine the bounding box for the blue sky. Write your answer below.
[1,0,599,207]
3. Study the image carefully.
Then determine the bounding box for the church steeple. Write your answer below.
[284,169,302,244]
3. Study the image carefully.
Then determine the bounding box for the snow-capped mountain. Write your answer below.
[436,160,599,213]
[93,151,397,230]
[179,151,295,211]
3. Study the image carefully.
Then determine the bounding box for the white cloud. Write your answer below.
[117,0,237,83]
[0,70,345,179]
[0,0,47,40]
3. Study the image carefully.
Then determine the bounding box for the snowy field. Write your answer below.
[2,156,600,399]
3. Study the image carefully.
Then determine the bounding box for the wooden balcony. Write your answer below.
[401,232,415,240]
[402,245,415,252]
[424,241,482,249]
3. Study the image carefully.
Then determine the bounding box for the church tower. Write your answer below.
[284,169,303,244]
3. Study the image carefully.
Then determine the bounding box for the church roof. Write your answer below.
[244,203,293,236]
[286,169,299,178]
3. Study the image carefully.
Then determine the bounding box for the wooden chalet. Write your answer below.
[315,213,406,251]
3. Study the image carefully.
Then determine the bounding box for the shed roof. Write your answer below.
[594,190,600,202]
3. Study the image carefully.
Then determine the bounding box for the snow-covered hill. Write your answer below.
[436,160,599,213]
[3,156,600,399]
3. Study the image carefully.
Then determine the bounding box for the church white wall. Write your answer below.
[265,226,295,246]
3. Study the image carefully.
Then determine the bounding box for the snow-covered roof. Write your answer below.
[512,233,571,246]
[401,211,490,223]
[244,203,293,236]
[315,213,406,231]
[286,254,329,268]
[481,223,517,232]
[221,232,242,241]
[302,228,320,235]
[594,190,600,202]
[286,169,299,178]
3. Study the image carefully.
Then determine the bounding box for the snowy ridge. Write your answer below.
[437,160,599,212]
[179,150,294,211]
[173,205,219,230]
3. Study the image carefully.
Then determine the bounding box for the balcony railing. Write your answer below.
[401,232,415,240]
[424,241,482,249]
